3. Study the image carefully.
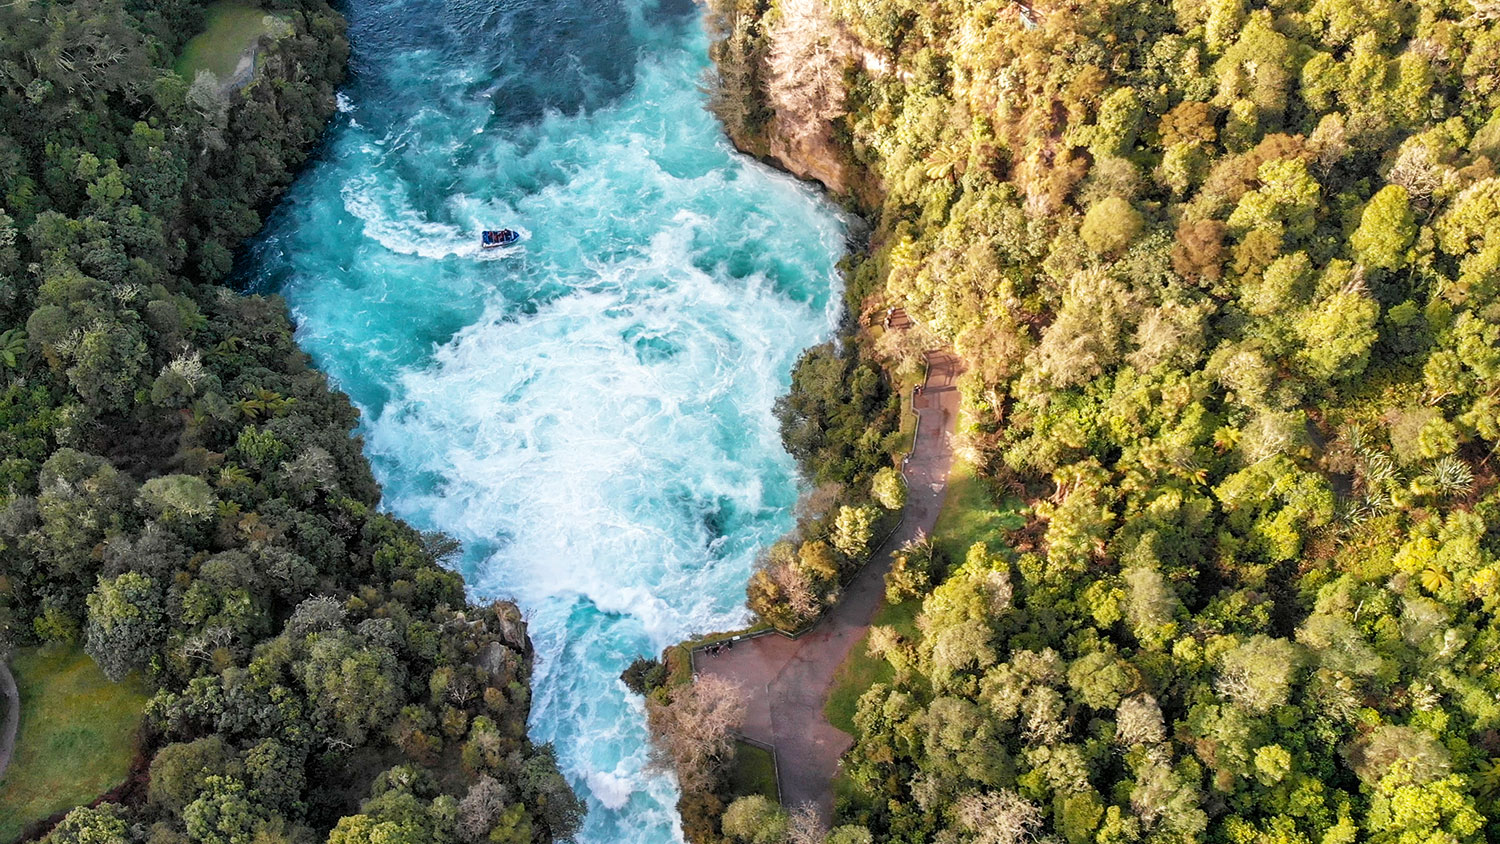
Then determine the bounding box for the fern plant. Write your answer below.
[0,327,26,370]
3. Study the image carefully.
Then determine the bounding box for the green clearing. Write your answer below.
[0,646,148,842]
[174,1,277,81]
[892,392,916,457]
[727,741,779,801]
[932,456,1027,565]
[890,365,925,458]
[823,597,921,734]
[823,412,1026,736]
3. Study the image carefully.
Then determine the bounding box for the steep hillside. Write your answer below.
[702,0,1500,841]
[0,1,580,841]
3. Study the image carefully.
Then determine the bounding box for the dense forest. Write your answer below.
[746,338,903,631]
[0,0,581,842]
[693,0,1500,841]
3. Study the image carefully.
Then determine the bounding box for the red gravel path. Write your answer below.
[694,350,960,820]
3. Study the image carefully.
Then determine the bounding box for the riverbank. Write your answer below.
[634,8,917,838]
[235,4,855,840]
[693,0,1500,840]
[0,0,585,840]
[693,350,960,820]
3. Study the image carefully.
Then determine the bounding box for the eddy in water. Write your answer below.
[238,0,848,840]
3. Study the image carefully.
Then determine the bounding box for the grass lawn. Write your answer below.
[0,646,148,842]
[890,365,926,458]
[823,597,920,735]
[891,392,916,457]
[932,456,1026,565]
[823,416,1027,736]
[174,1,277,81]
[727,741,779,801]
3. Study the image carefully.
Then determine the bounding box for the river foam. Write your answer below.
[240,0,846,840]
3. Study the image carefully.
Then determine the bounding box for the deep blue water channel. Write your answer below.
[239,0,847,839]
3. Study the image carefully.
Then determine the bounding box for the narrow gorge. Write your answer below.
[238,0,852,840]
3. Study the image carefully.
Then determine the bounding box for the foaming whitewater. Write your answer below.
[239,0,847,840]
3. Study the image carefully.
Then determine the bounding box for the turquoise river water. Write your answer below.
[239,0,848,839]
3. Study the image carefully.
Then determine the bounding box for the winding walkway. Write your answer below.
[695,349,961,820]
[0,658,18,781]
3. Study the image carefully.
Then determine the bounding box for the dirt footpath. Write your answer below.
[695,350,960,820]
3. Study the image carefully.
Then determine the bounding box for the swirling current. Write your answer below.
[238,0,848,840]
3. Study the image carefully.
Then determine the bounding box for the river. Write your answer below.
[238,0,847,839]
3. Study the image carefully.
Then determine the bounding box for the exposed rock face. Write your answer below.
[765,118,850,194]
[710,0,886,208]
[493,599,533,660]
[477,640,522,681]
[756,0,857,196]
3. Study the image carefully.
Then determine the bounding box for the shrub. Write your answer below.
[1080,197,1144,256]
